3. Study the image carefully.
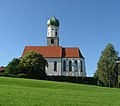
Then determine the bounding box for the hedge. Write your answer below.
[46,76,98,85]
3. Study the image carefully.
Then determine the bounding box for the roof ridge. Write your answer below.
[25,46,62,47]
[62,47,79,49]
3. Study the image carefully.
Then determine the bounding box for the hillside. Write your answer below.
[0,77,120,106]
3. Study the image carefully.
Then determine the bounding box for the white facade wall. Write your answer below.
[47,25,59,37]
[45,58,62,76]
[45,57,86,77]
[61,58,86,77]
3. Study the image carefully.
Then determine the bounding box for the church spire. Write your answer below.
[47,16,60,46]
[47,16,60,27]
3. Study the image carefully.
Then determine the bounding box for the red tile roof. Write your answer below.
[22,46,62,58]
[22,46,84,58]
[62,48,84,58]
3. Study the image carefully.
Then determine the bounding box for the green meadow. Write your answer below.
[0,77,120,106]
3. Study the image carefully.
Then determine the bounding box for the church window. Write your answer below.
[51,39,54,44]
[74,60,78,72]
[55,31,57,36]
[54,61,57,71]
[63,60,66,71]
[69,60,72,71]
[81,61,83,72]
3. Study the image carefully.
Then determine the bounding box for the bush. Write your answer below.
[17,74,27,78]
[46,76,98,85]
[4,71,10,77]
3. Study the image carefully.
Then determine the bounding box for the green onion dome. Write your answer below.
[47,16,60,27]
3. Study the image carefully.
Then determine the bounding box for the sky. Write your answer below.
[0,0,120,76]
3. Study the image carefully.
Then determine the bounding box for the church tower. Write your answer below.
[47,16,60,46]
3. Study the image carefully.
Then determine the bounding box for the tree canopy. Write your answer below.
[5,51,48,79]
[20,51,48,79]
[5,58,21,75]
[94,43,119,87]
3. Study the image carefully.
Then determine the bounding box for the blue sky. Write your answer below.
[0,0,120,76]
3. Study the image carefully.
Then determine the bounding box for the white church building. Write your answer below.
[22,16,86,77]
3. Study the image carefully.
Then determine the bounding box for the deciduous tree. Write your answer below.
[20,52,48,79]
[5,58,21,75]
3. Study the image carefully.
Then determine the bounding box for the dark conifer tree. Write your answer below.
[94,43,119,87]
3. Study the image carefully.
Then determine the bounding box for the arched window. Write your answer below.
[63,60,66,71]
[51,39,54,44]
[81,61,83,72]
[69,60,72,71]
[55,31,57,36]
[74,60,78,72]
[54,61,57,71]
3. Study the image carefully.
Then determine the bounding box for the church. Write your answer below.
[22,16,86,77]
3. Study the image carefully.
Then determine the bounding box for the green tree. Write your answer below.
[20,51,48,79]
[118,62,120,87]
[5,58,21,76]
[94,43,118,87]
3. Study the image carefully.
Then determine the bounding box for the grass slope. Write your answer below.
[0,77,120,106]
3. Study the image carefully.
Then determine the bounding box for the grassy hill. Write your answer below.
[0,77,120,106]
